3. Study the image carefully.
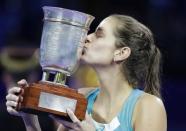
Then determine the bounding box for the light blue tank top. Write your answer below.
[86,88,144,131]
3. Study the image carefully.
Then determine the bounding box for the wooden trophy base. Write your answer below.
[19,81,87,121]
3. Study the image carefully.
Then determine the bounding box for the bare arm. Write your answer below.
[132,93,167,131]
[22,114,41,131]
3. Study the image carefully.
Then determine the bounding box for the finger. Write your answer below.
[63,123,79,130]
[8,87,21,94]
[50,115,79,129]
[63,123,80,131]
[17,79,28,87]
[16,102,22,110]
[6,94,19,102]
[7,106,20,116]
[6,101,18,108]
[18,96,23,102]
[85,111,93,123]
[67,109,80,124]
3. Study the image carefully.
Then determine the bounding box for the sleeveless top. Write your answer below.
[86,88,144,131]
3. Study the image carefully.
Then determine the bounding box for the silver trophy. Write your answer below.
[20,6,95,121]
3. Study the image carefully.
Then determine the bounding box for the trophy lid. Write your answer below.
[43,6,95,30]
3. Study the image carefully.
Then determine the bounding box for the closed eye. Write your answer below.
[95,27,104,38]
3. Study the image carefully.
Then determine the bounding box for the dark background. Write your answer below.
[0,0,186,131]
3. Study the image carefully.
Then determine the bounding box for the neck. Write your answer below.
[93,64,133,104]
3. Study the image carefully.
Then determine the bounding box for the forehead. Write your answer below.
[96,17,116,33]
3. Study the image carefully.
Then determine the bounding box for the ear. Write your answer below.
[113,47,131,62]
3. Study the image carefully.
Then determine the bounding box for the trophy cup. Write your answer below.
[19,6,95,121]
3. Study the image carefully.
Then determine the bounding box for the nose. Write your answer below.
[85,34,91,44]
[85,38,90,44]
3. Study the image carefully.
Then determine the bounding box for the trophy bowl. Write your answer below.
[19,6,95,121]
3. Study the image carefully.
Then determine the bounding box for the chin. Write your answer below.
[79,55,89,64]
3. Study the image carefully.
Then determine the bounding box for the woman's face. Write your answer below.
[80,17,117,66]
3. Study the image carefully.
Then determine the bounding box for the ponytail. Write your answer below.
[144,47,162,97]
[110,14,162,97]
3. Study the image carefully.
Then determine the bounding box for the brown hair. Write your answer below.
[110,14,162,97]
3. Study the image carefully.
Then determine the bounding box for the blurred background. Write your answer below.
[0,0,185,131]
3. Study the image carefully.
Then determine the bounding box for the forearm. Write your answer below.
[22,114,41,131]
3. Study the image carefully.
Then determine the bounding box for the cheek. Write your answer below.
[91,38,115,52]
[86,41,115,64]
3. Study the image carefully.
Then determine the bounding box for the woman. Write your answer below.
[6,14,167,131]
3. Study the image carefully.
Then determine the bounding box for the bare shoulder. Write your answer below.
[78,87,97,96]
[137,93,165,109]
[132,93,167,131]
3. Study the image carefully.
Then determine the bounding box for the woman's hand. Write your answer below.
[52,109,96,131]
[6,79,28,117]
[6,79,41,131]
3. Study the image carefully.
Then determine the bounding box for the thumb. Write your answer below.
[17,79,28,96]
[17,79,29,88]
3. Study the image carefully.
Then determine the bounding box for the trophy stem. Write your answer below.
[42,72,49,81]
[54,72,66,85]
[41,70,67,86]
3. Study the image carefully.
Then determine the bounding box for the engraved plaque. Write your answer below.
[39,92,77,113]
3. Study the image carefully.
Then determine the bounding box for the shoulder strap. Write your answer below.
[86,88,100,114]
[118,89,144,130]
